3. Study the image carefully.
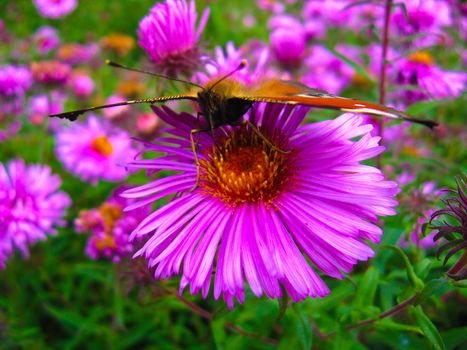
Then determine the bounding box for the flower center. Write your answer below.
[98,202,123,233]
[94,234,117,251]
[408,51,433,66]
[91,135,113,156]
[200,128,290,205]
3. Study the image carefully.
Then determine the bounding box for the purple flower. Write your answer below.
[431,176,467,281]
[195,41,273,86]
[102,95,130,120]
[0,159,71,269]
[33,26,60,55]
[302,45,356,94]
[399,181,444,249]
[69,72,94,98]
[137,0,210,75]
[392,51,466,105]
[55,115,138,185]
[75,186,151,263]
[0,64,32,97]
[33,0,78,19]
[122,104,399,308]
[391,0,453,47]
[268,15,307,67]
[31,60,71,85]
[57,43,99,65]
[28,91,65,125]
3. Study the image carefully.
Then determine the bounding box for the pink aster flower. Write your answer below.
[268,15,307,68]
[302,45,356,94]
[33,26,60,55]
[137,0,210,75]
[135,112,161,139]
[399,181,444,249]
[31,60,71,85]
[55,115,138,184]
[392,51,466,105]
[75,186,150,263]
[122,104,399,308]
[28,91,65,125]
[391,0,453,48]
[33,0,78,19]
[194,41,273,86]
[0,64,32,117]
[0,64,32,97]
[102,95,130,120]
[57,43,99,65]
[0,159,71,269]
[69,72,94,98]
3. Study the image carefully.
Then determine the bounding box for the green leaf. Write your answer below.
[375,319,422,334]
[414,278,446,306]
[211,318,226,350]
[415,258,433,280]
[353,266,380,311]
[382,245,424,291]
[441,326,467,350]
[406,100,444,116]
[43,304,86,329]
[292,305,313,350]
[410,305,446,350]
[276,295,289,322]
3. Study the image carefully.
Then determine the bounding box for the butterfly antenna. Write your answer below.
[105,60,203,89]
[210,60,248,89]
[49,96,192,121]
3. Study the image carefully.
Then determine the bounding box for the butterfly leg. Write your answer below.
[241,120,291,154]
[190,128,204,191]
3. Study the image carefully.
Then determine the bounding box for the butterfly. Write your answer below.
[50,60,437,132]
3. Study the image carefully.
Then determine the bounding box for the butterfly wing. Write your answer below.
[237,79,437,128]
[50,94,198,121]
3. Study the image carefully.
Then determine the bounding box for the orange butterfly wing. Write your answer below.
[236,79,437,128]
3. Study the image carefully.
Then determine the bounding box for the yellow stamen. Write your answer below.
[408,51,433,66]
[98,203,123,233]
[200,127,290,206]
[91,135,113,156]
[94,234,117,251]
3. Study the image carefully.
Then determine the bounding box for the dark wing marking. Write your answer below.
[49,94,197,121]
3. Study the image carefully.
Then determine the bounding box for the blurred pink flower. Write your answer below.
[195,41,274,86]
[57,43,99,65]
[399,181,444,249]
[28,91,65,125]
[33,0,78,19]
[31,60,71,85]
[69,72,94,98]
[103,95,130,120]
[0,159,71,269]
[0,64,32,97]
[75,186,150,263]
[392,51,466,105]
[137,0,210,75]
[135,112,161,138]
[33,26,60,55]
[268,15,307,67]
[55,115,138,184]
[302,45,356,94]
[391,0,453,47]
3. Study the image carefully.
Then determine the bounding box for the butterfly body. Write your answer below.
[196,84,252,129]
